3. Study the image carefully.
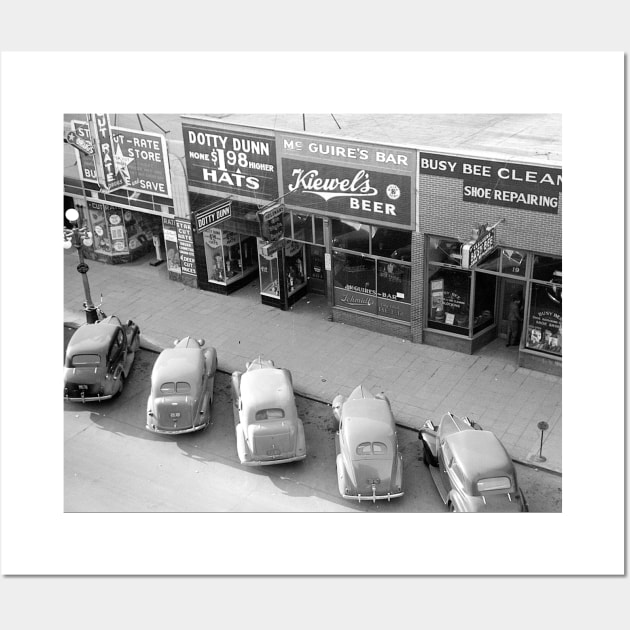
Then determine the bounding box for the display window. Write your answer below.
[284,240,307,296]
[427,236,463,266]
[525,257,562,356]
[203,228,257,285]
[290,211,325,246]
[427,266,471,331]
[257,238,280,298]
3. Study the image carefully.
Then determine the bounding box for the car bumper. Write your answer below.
[65,393,114,403]
[342,490,404,503]
[145,421,209,435]
[239,453,307,466]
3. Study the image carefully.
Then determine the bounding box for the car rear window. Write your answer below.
[71,354,100,367]
[356,442,388,456]
[255,408,285,421]
[477,477,511,492]
[160,381,192,394]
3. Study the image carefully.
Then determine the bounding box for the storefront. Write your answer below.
[276,130,416,335]
[418,151,562,375]
[64,115,179,267]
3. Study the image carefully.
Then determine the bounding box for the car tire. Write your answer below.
[422,441,437,467]
[448,502,456,513]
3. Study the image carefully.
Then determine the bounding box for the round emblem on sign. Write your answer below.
[113,241,125,251]
[128,238,139,250]
[109,214,121,225]
[124,211,132,221]
[537,421,549,431]
[386,184,401,200]
[94,225,104,236]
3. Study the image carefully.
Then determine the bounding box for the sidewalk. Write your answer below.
[64,251,562,474]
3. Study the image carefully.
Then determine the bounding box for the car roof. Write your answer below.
[67,323,118,354]
[241,367,294,410]
[151,347,204,389]
[342,399,395,445]
[445,430,514,482]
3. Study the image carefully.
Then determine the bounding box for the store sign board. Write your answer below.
[162,217,182,274]
[66,130,94,155]
[461,225,497,268]
[194,199,232,233]
[175,218,197,277]
[72,119,172,198]
[182,123,278,202]
[419,152,562,214]
[281,158,412,229]
[278,132,415,230]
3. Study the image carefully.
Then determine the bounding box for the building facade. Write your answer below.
[64,114,561,375]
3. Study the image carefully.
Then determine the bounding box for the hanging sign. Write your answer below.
[257,203,285,242]
[86,114,129,193]
[194,199,232,233]
[461,220,503,269]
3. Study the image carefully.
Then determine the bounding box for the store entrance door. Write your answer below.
[499,278,525,338]
[306,245,326,295]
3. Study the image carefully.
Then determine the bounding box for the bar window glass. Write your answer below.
[331,219,370,254]
[332,251,376,294]
[377,261,410,303]
[371,228,412,261]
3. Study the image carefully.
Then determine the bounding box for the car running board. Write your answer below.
[429,465,449,504]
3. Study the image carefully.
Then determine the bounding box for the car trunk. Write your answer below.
[65,366,104,397]
[352,459,393,496]
[250,421,295,461]
[154,396,195,431]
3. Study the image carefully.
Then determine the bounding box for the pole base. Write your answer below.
[85,307,98,324]
[533,455,547,463]
[150,259,165,267]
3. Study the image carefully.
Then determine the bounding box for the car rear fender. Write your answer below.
[204,347,218,376]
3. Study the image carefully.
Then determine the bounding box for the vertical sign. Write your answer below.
[162,217,181,275]
[86,114,129,193]
[175,218,197,277]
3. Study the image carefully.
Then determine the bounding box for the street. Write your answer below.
[64,326,561,512]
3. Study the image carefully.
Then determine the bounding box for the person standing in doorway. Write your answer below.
[506,294,523,347]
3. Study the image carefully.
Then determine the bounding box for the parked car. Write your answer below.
[332,385,404,502]
[419,412,528,512]
[231,357,306,465]
[64,315,140,402]
[146,337,217,435]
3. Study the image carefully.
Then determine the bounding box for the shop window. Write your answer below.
[473,273,497,333]
[427,266,471,332]
[427,236,462,266]
[525,282,562,356]
[203,229,257,285]
[333,251,376,295]
[501,248,527,277]
[331,219,370,254]
[372,228,412,261]
[532,255,562,282]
